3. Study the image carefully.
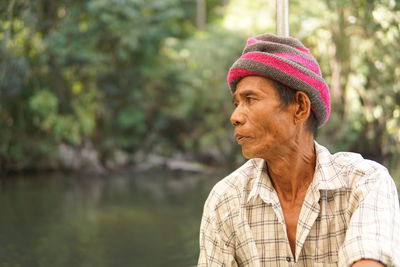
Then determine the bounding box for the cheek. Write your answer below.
[259,116,280,135]
[259,115,292,139]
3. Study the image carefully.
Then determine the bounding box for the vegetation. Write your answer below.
[0,0,399,177]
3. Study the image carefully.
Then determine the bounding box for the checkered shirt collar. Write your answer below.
[247,141,348,204]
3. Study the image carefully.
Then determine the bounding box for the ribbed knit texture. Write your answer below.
[227,33,331,127]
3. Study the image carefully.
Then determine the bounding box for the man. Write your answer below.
[197,33,400,266]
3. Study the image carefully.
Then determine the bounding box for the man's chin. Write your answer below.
[241,146,268,160]
[241,149,257,159]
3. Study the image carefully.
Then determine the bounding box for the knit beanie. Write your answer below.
[227,33,330,127]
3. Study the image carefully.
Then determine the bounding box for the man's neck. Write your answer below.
[264,134,316,203]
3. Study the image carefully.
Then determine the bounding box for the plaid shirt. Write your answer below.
[198,142,400,267]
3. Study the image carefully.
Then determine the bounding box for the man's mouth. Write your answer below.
[235,135,249,143]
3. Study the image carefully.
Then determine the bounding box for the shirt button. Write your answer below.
[286,257,291,262]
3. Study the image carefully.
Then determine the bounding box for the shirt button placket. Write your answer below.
[286,256,297,266]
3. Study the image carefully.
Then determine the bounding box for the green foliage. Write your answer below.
[0,0,199,170]
[0,0,399,173]
[29,90,58,117]
[160,27,244,159]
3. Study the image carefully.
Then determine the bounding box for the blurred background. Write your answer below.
[0,0,399,266]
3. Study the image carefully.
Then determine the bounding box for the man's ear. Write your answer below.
[294,91,311,125]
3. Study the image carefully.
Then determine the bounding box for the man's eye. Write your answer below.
[246,97,256,103]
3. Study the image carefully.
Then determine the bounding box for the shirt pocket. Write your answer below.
[313,211,340,264]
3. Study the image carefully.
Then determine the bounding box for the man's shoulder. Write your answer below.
[205,158,262,209]
[331,150,386,173]
[323,146,391,189]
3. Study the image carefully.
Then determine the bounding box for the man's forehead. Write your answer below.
[233,77,278,98]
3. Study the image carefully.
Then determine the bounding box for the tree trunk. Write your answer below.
[196,0,206,31]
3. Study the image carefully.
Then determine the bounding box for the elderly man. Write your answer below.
[197,34,400,267]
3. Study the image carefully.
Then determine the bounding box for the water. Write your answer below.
[2,165,397,267]
[0,168,225,267]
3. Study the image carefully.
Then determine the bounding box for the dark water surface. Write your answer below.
[0,168,225,267]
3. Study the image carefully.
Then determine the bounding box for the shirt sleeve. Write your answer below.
[338,169,400,266]
[198,192,238,267]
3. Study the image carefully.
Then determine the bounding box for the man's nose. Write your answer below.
[230,106,245,126]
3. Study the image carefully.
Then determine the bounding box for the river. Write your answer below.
[0,168,227,267]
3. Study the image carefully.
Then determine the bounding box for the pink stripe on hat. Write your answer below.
[240,52,327,92]
[272,53,321,75]
[246,38,263,46]
[295,47,311,54]
[227,68,265,85]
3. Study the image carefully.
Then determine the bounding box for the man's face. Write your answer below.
[231,76,296,159]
